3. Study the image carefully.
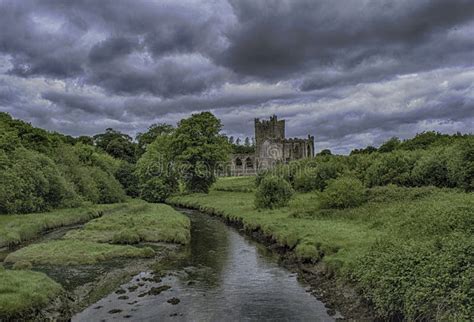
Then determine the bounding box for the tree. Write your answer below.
[136,123,174,156]
[235,137,241,145]
[171,112,231,193]
[317,149,332,156]
[228,136,235,145]
[244,137,250,147]
[379,137,400,153]
[93,128,137,163]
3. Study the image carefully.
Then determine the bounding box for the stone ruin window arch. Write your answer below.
[293,145,299,157]
[235,157,243,168]
[245,157,253,169]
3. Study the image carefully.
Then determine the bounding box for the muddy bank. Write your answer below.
[168,203,375,320]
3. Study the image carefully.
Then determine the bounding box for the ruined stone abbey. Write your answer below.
[231,115,314,175]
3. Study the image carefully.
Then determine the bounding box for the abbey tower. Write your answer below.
[231,115,314,175]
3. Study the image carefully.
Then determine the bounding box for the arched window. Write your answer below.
[293,145,299,157]
[245,157,253,169]
[235,157,243,168]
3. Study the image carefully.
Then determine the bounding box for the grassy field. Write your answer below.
[0,203,126,248]
[64,202,190,245]
[0,268,63,319]
[212,176,256,192]
[168,177,474,320]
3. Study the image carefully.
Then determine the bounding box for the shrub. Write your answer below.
[353,236,473,320]
[0,148,80,214]
[140,177,175,203]
[320,177,366,209]
[365,151,418,187]
[447,138,474,192]
[412,148,453,187]
[89,168,126,204]
[115,162,140,197]
[255,176,294,209]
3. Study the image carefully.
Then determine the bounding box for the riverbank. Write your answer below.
[167,178,474,320]
[0,201,190,320]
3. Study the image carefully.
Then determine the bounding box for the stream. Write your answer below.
[72,209,335,321]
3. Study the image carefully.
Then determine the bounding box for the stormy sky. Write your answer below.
[0,0,473,153]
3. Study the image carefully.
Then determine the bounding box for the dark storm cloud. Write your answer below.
[223,0,474,86]
[0,0,473,152]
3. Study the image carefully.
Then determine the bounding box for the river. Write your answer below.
[73,208,334,321]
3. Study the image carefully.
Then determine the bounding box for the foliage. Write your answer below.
[171,112,231,193]
[320,177,366,209]
[135,135,178,201]
[353,236,473,320]
[89,167,126,204]
[136,123,174,156]
[365,150,418,187]
[0,148,80,214]
[93,128,137,163]
[293,160,346,192]
[378,137,400,153]
[0,270,63,319]
[255,176,294,209]
[140,177,175,203]
[115,161,140,197]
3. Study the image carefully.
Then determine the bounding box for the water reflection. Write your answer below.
[73,209,333,322]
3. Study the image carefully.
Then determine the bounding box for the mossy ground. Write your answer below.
[0,269,63,319]
[168,177,474,320]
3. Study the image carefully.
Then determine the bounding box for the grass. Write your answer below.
[4,240,155,266]
[0,268,63,318]
[212,176,256,192]
[168,177,474,320]
[0,203,126,248]
[64,202,190,245]
[3,200,190,266]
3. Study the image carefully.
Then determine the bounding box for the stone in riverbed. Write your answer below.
[148,285,171,296]
[108,309,122,314]
[167,297,180,305]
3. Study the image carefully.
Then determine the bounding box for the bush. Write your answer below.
[115,162,140,197]
[353,236,473,320]
[412,148,453,187]
[294,161,346,192]
[255,176,294,209]
[89,168,126,204]
[0,148,80,214]
[140,177,175,203]
[365,151,418,187]
[320,177,366,209]
[447,138,474,192]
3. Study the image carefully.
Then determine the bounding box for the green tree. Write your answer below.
[171,112,231,193]
[136,123,174,156]
[379,137,400,153]
[93,128,137,163]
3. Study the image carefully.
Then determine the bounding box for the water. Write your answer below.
[73,209,334,321]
